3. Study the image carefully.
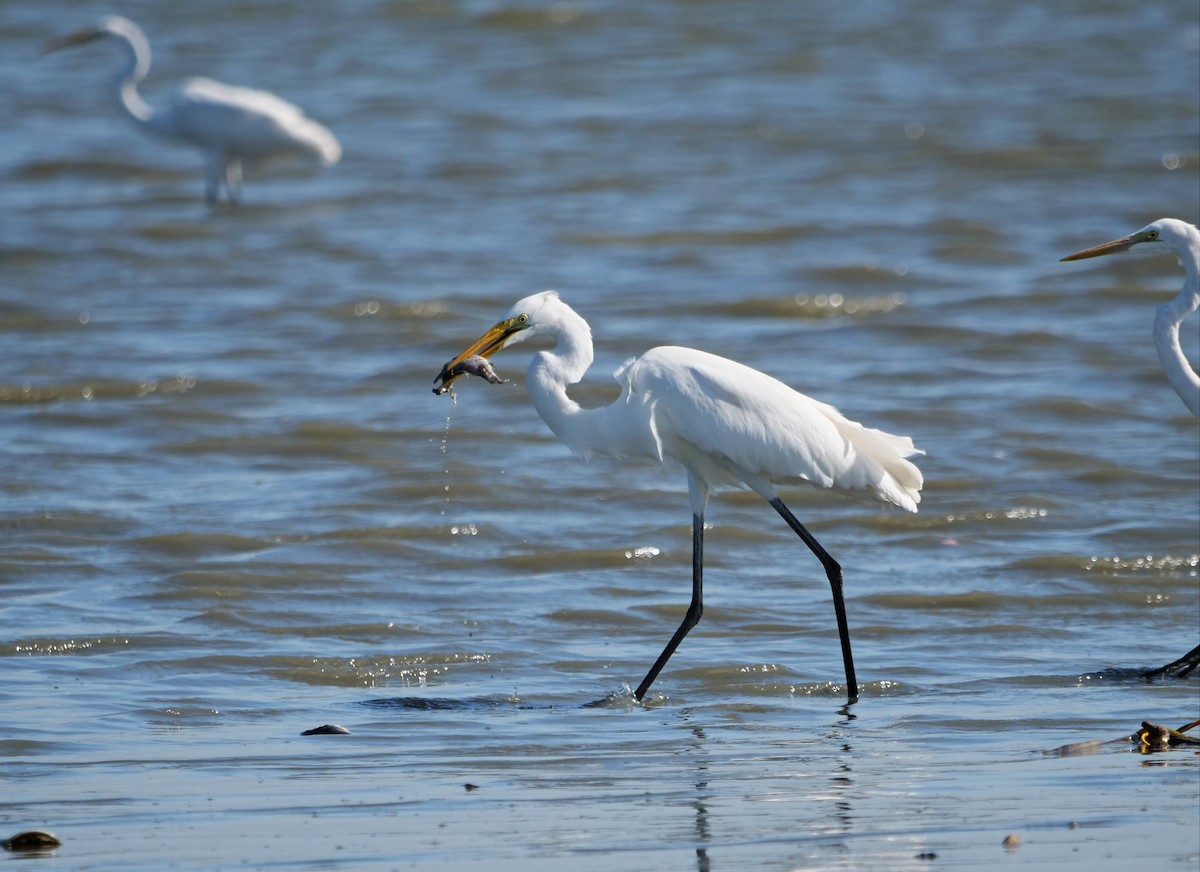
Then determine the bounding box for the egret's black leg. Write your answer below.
[769,497,859,699]
[203,161,220,206]
[226,158,243,205]
[1142,644,1200,680]
[635,512,704,701]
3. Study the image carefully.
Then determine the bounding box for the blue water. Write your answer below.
[1,1,1198,869]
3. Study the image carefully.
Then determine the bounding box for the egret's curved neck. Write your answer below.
[106,28,163,133]
[1153,232,1200,417]
[524,311,648,459]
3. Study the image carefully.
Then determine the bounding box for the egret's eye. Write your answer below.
[1146,230,1159,240]
[517,314,529,324]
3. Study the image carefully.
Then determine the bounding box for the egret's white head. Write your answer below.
[498,290,566,345]
[434,291,566,393]
[1061,218,1198,264]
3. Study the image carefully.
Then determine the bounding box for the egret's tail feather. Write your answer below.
[839,423,924,512]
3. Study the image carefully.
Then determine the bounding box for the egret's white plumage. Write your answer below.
[1061,218,1200,679]
[436,291,924,700]
[616,346,922,512]
[46,16,340,204]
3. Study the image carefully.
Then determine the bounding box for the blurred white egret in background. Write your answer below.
[45,16,341,205]
[435,291,924,701]
[1062,218,1200,679]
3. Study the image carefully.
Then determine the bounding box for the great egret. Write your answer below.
[1061,218,1200,679]
[435,291,924,701]
[45,16,341,205]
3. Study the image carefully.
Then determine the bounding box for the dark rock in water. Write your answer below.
[3,830,62,852]
[301,723,352,735]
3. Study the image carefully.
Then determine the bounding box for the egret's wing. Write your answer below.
[619,346,923,510]
[167,77,340,164]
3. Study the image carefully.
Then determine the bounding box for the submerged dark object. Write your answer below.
[301,723,352,735]
[433,354,506,395]
[3,831,62,852]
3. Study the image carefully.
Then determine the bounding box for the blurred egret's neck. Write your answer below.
[115,78,155,126]
[106,27,162,131]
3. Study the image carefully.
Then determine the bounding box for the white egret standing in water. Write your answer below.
[45,16,341,204]
[1062,218,1200,678]
[435,291,924,701]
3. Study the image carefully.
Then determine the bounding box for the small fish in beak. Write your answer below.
[433,312,528,396]
[433,355,506,396]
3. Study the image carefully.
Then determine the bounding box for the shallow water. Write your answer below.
[2,0,1198,869]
